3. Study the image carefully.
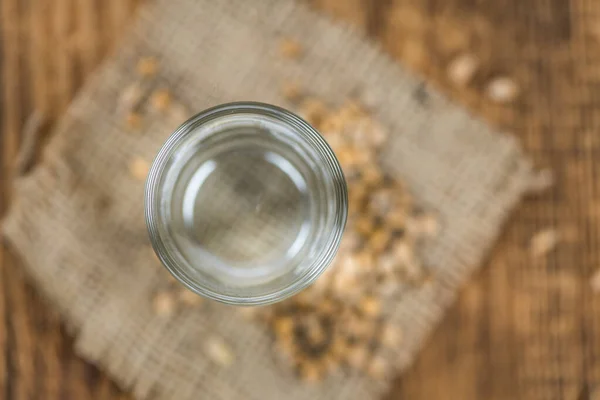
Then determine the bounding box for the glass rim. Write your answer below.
[145,101,348,306]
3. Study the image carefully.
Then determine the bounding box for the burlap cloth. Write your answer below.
[1,0,541,398]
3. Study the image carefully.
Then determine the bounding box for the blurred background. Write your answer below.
[0,0,598,399]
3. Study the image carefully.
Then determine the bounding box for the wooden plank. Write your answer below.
[0,252,5,397]
[0,0,20,397]
[28,0,50,115]
[310,0,369,32]
[4,252,36,400]
[76,0,100,77]
[35,304,65,400]
[1,0,21,187]
[0,248,11,399]
[53,0,75,113]
[108,0,134,51]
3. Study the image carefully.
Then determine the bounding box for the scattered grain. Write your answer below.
[337,147,360,169]
[369,228,392,254]
[332,272,359,296]
[530,228,559,257]
[486,77,519,104]
[279,38,303,59]
[360,296,381,317]
[129,157,150,181]
[368,122,387,148]
[281,81,303,102]
[447,53,479,86]
[526,168,554,194]
[330,336,349,358]
[304,316,327,345]
[274,316,294,336]
[346,314,372,339]
[125,112,143,131]
[393,241,413,264]
[369,189,393,215]
[119,82,144,112]
[299,98,328,125]
[205,336,235,367]
[137,56,159,77]
[361,165,384,187]
[380,325,403,347]
[388,209,406,228]
[300,362,322,383]
[152,291,176,317]
[355,251,375,270]
[319,298,337,315]
[169,102,191,125]
[347,345,368,368]
[354,215,375,235]
[150,88,172,112]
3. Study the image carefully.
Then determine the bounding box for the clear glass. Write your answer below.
[145,102,347,306]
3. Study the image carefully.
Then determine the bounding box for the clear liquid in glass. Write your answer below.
[163,122,321,287]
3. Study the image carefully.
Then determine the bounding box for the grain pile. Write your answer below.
[250,92,439,383]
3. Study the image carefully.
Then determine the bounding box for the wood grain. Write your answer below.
[1,0,21,185]
[1,0,598,399]
[52,0,75,112]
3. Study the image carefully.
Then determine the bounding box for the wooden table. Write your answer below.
[1,0,598,399]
